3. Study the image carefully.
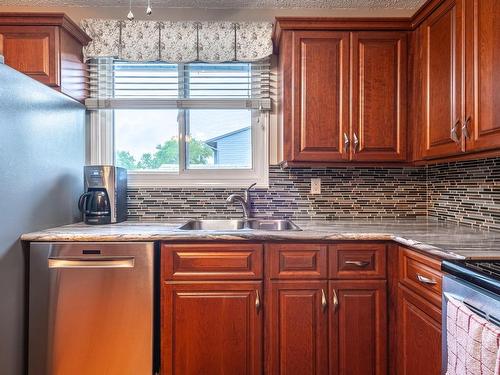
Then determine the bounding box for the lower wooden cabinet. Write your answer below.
[160,242,442,375]
[330,280,387,375]
[397,285,442,375]
[266,281,329,375]
[162,281,263,375]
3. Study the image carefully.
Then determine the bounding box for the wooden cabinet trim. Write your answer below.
[330,279,388,375]
[162,243,263,280]
[397,284,442,375]
[329,242,387,279]
[399,247,443,306]
[266,280,329,375]
[162,281,263,375]
[350,31,408,162]
[266,243,328,279]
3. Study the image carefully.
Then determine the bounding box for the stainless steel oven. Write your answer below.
[442,260,500,375]
[28,242,156,375]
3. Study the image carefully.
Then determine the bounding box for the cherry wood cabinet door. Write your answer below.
[329,280,387,375]
[0,25,58,86]
[350,32,408,162]
[397,285,442,375]
[420,0,464,159]
[162,281,263,375]
[464,0,500,152]
[290,30,349,162]
[266,281,329,375]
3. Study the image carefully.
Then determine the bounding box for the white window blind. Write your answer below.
[85,58,271,110]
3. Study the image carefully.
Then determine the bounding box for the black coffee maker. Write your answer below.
[78,166,127,225]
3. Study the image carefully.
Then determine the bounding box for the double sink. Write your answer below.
[179,219,301,231]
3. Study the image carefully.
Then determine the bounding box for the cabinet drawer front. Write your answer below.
[399,247,442,306]
[329,243,387,279]
[266,243,327,279]
[163,243,263,280]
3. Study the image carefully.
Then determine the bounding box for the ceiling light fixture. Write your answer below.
[127,0,134,20]
[146,0,152,15]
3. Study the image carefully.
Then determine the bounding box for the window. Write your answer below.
[87,59,270,187]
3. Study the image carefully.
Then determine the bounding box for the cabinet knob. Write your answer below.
[332,289,339,312]
[343,133,350,153]
[462,116,471,139]
[255,289,261,312]
[353,133,359,153]
[345,260,370,268]
[451,120,461,143]
[416,274,437,286]
[321,289,328,311]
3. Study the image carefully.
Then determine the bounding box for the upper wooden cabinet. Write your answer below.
[464,0,500,152]
[281,30,350,163]
[351,32,408,162]
[419,0,464,159]
[416,0,500,160]
[0,13,91,102]
[274,21,408,166]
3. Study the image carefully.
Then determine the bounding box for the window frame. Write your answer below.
[87,61,269,188]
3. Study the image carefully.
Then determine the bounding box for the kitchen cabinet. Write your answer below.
[266,281,329,375]
[265,243,388,375]
[419,0,464,159]
[274,21,408,166]
[0,13,91,102]
[161,243,264,375]
[396,247,443,375]
[279,30,350,163]
[330,280,387,375]
[162,282,263,375]
[397,285,442,375]
[351,32,408,162]
[417,0,500,160]
[463,0,500,152]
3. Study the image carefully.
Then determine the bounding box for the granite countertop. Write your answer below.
[21,218,500,260]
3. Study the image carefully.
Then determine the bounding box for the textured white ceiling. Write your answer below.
[0,0,427,10]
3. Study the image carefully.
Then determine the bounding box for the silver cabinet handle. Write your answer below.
[416,274,437,286]
[345,260,370,268]
[48,256,135,269]
[332,289,339,312]
[451,119,461,143]
[321,289,327,311]
[255,289,261,312]
[343,133,350,153]
[462,116,471,139]
[353,133,359,153]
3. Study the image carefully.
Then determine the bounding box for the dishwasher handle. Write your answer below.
[48,256,135,269]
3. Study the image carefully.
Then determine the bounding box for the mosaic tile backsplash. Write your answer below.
[128,166,428,221]
[128,158,500,231]
[427,157,500,231]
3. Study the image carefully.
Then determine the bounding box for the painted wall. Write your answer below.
[0,63,85,375]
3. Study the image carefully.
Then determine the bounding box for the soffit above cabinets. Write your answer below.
[2,0,427,10]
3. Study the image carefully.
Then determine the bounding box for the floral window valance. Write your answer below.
[81,19,273,63]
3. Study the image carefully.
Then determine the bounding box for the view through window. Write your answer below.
[113,62,254,172]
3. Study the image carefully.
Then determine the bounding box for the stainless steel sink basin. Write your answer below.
[178,219,301,231]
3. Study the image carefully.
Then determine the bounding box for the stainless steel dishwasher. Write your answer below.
[28,242,156,375]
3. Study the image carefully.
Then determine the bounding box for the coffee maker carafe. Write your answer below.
[78,166,127,225]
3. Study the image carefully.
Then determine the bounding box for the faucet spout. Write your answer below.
[226,194,250,219]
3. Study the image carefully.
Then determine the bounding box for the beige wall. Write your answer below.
[0,5,415,23]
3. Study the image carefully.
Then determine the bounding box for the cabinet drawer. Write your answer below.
[266,243,327,279]
[163,243,263,280]
[399,247,442,306]
[329,243,387,279]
